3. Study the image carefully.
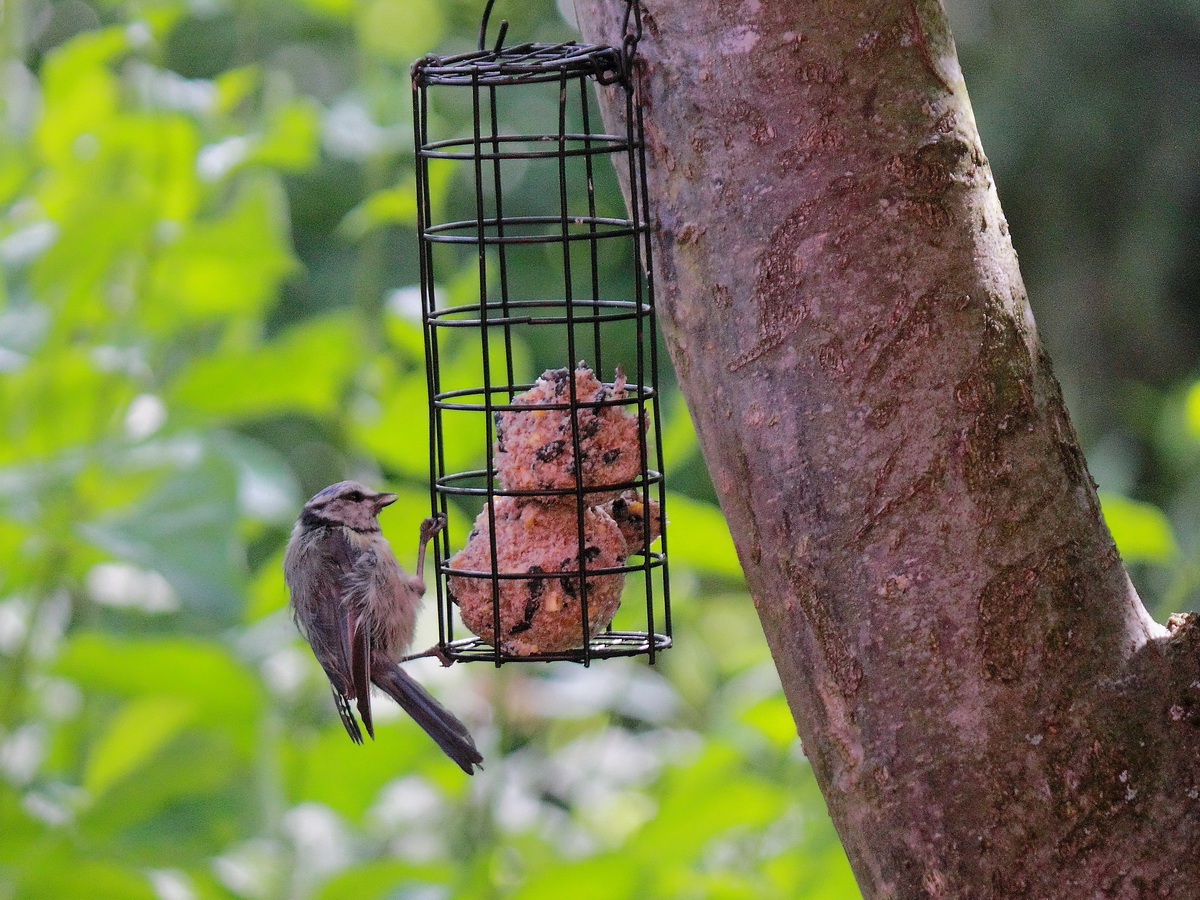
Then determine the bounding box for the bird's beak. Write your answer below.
[374,492,398,511]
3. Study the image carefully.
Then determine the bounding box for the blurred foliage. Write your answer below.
[0,0,1197,899]
[0,1,853,898]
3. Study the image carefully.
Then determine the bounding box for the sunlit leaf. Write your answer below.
[214,66,261,114]
[35,28,127,167]
[84,695,196,798]
[245,99,320,172]
[0,150,31,213]
[739,694,799,748]
[283,0,356,20]
[0,519,31,592]
[764,845,859,899]
[79,731,246,843]
[0,346,137,462]
[29,194,154,325]
[353,336,534,479]
[512,854,640,900]
[37,112,202,223]
[247,548,289,622]
[284,719,449,821]
[313,861,455,900]
[0,783,43,863]
[638,743,786,864]
[659,390,700,470]
[55,633,263,737]
[1184,379,1200,440]
[167,313,359,422]
[351,363,434,477]
[662,494,742,580]
[339,177,419,240]
[178,868,246,900]
[32,60,202,311]
[145,176,296,329]
[1098,491,1177,563]
[17,858,158,900]
[356,0,443,61]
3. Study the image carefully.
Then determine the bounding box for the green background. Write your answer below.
[1,1,1197,898]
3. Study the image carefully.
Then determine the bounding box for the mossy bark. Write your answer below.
[576,0,1200,896]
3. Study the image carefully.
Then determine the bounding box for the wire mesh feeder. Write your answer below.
[411,1,670,666]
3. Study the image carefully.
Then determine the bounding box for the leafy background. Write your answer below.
[1,0,1197,898]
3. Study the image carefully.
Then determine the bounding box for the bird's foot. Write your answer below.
[399,643,455,667]
[420,513,447,543]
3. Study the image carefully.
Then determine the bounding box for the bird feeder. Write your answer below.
[411,0,670,665]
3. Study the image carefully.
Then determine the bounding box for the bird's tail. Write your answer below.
[372,663,483,774]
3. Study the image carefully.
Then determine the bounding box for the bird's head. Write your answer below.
[300,480,397,533]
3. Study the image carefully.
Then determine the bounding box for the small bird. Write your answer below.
[284,481,482,774]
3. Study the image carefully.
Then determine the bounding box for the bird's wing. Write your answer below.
[344,543,385,741]
[349,600,373,740]
[288,528,369,743]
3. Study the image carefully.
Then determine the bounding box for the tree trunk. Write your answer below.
[577,1,1200,896]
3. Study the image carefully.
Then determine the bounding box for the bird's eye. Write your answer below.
[347,490,364,502]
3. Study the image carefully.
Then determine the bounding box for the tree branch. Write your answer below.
[577,0,1197,895]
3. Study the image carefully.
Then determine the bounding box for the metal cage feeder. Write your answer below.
[411,3,670,666]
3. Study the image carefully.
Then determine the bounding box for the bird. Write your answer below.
[283,480,483,774]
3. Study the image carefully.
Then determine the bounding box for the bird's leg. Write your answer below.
[415,513,447,577]
[398,644,455,667]
[400,514,453,668]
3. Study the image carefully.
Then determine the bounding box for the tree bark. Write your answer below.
[577,1,1200,896]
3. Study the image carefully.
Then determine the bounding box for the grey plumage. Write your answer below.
[284,481,482,774]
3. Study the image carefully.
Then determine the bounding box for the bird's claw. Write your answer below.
[399,643,455,667]
[420,513,447,543]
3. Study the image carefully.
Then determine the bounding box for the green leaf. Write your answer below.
[663,494,743,580]
[17,858,159,900]
[0,783,43,863]
[351,364,433,477]
[78,451,245,617]
[638,743,786,865]
[739,695,799,748]
[284,720,436,821]
[313,861,454,900]
[145,176,296,330]
[84,695,196,798]
[35,29,127,167]
[246,549,287,622]
[356,0,444,61]
[284,0,357,21]
[245,99,321,173]
[765,842,860,899]
[167,313,360,422]
[1098,491,1177,563]
[79,732,245,842]
[214,66,261,114]
[1184,379,1200,440]
[659,391,700,470]
[512,855,640,900]
[55,633,263,751]
[353,338,532,478]
[0,346,136,462]
[339,177,419,240]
